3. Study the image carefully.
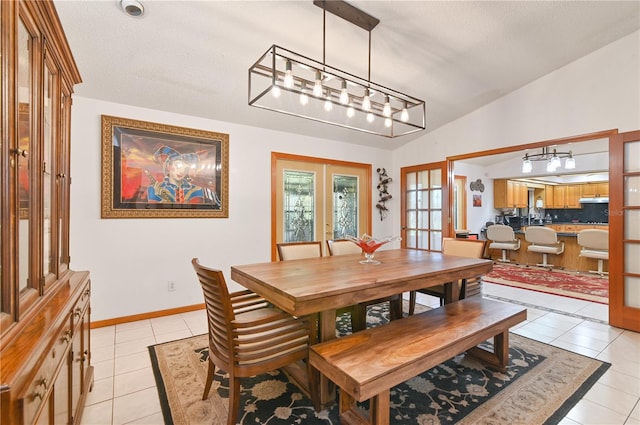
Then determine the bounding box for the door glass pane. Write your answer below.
[430,169,442,188]
[418,230,429,249]
[283,170,315,242]
[431,232,443,251]
[417,171,428,189]
[17,19,31,293]
[406,230,417,248]
[624,276,640,308]
[417,211,427,228]
[624,175,640,207]
[332,174,358,238]
[430,211,442,230]
[406,190,416,210]
[625,210,640,239]
[624,141,640,172]
[406,172,416,189]
[625,243,640,275]
[43,64,53,276]
[430,189,442,209]
[408,211,417,228]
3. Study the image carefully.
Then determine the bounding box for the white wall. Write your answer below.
[71,31,639,322]
[391,31,640,232]
[69,98,395,321]
[453,162,496,235]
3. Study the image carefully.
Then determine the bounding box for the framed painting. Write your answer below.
[101,115,229,218]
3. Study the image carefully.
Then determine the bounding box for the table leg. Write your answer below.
[443,281,460,304]
[318,309,337,405]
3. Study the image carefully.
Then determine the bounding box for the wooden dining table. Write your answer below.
[231,248,493,405]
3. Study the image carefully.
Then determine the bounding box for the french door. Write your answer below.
[271,153,371,260]
[400,162,449,251]
[609,130,640,332]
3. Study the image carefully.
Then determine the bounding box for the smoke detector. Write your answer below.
[121,0,144,17]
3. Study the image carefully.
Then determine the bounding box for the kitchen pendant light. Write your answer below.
[522,147,575,174]
[248,0,426,138]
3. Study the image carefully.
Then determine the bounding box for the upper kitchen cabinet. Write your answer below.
[581,182,609,198]
[1,1,92,424]
[494,179,528,209]
[551,184,582,208]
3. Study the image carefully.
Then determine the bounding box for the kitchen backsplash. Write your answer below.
[546,203,609,223]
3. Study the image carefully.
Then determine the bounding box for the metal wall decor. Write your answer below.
[376,168,392,220]
[470,179,485,192]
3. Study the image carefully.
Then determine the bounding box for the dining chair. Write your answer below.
[326,239,403,332]
[408,238,487,315]
[192,258,319,425]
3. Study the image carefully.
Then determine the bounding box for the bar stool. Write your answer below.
[577,229,609,276]
[525,226,564,269]
[486,224,520,263]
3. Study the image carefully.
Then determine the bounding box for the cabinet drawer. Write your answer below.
[20,322,72,425]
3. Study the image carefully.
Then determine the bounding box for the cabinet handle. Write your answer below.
[39,377,49,390]
[32,376,49,400]
[56,173,66,178]
[63,329,72,343]
[74,307,82,317]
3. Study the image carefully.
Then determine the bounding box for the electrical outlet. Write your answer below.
[167,281,176,292]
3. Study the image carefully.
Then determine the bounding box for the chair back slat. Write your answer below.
[525,226,559,245]
[486,224,516,242]
[192,259,235,365]
[578,229,608,251]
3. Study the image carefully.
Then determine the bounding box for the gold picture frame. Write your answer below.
[101,115,229,218]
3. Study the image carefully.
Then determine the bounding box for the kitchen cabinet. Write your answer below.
[551,184,582,208]
[1,1,92,424]
[494,179,528,209]
[581,182,609,198]
[544,185,554,208]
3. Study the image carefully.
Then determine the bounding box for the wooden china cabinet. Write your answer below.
[1,1,92,424]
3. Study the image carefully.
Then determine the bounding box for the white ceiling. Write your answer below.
[54,1,640,150]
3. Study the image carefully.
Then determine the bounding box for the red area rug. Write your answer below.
[483,263,609,304]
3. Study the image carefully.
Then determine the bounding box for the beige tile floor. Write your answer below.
[82,283,640,425]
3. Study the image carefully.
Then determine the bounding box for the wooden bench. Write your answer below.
[308,297,527,425]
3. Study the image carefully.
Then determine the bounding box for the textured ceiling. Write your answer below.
[54,1,640,150]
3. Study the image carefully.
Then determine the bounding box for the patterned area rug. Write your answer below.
[149,304,609,425]
[483,263,609,304]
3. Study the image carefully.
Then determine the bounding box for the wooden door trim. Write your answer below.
[271,152,372,261]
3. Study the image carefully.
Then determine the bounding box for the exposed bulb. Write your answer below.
[382,95,391,117]
[366,112,374,123]
[271,85,281,98]
[346,104,355,118]
[339,80,349,104]
[522,158,532,173]
[362,89,371,111]
[546,159,556,172]
[299,82,309,105]
[313,70,323,97]
[400,103,409,122]
[283,60,294,89]
[384,118,392,128]
[324,97,333,112]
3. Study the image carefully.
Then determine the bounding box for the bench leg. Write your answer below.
[466,330,509,370]
[370,390,390,425]
[339,389,390,425]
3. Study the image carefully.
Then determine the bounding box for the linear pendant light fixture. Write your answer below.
[248,0,426,138]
